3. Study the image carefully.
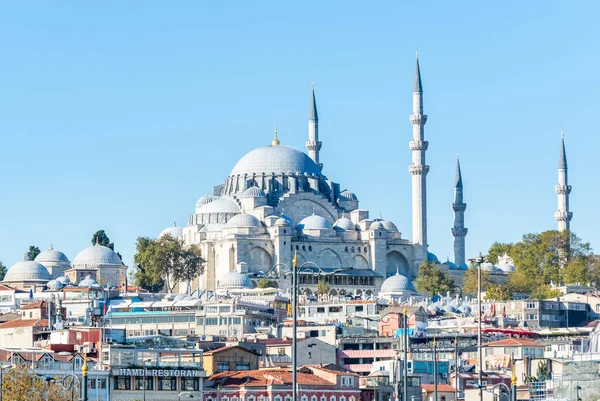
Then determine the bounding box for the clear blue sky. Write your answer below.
[1,2,599,268]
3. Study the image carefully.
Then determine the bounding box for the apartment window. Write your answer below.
[217,361,230,372]
[135,377,153,390]
[278,348,286,356]
[526,302,537,309]
[114,377,131,390]
[182,378,199,391]
[237,362,250,371]
[158,377,177,391]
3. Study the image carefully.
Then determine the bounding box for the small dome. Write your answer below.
[230,145,322,177]
[380,272,416,294]
[56,276,71,284]
[297,215,332,230]
[243,187,266,198]
[457,263,469,270]
[196,194,215,208]
[4,261,52,283]
[35,248,69,264]
[333,217,356,232]
[78,275,99,288]
[46,279,64,291]
[428,304,441,312]
[275,217,291,227]
[196,197,240,214]
[442,259,458,270]
[72,245,123,268]
[497,262,515,273]
[159,222,183,239]
[373,218,398,232]
[481,262,497,271]
[217,271,253,290]
[226,213,261,228]
[427,252,440,264]
[370,221,387,231]
[338,190,358,201]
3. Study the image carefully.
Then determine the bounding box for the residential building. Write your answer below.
[202,345,259,375]
[259,337,337,367]
[421,384,456,401]
[484,339,545,371]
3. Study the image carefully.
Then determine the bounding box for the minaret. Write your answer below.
[409,52,429,254]
[555,132,572,231]
[451,155,468,266]
[306,83,323,170]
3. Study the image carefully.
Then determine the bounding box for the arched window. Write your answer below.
[321,396,327,401]
[222,396,229,401]
[258,396,265,401]
[364,247,368,253]
[340,397,346,401]
[349,397,356,401]
[302,245,306,251]
[232,397,239,401]
[285,396,292,401]
[308,246,312,251]
[311,396,318,401]
[301,396,308,401]
[345,246,349,252]
[330,396,336,401]
[351,246,355,252]
[248,396,256,401]
[274,395,282,401]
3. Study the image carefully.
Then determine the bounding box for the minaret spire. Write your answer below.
[306,83,323,170]
[452,155,468,266]
[555,131,572,231]
[409,52,429,259]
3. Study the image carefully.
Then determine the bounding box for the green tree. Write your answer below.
[0,261,6,281]
[486,242,514,265]
[462,267,492,296]
[315,279,330,296]
[562,256,589,285]
[485,284,511,301]
[27,246,41,260]
[257,278,278,288]
[530,284,561,300]
[133,236,205,293]
[415,260,454,296]
[92,230,114,250]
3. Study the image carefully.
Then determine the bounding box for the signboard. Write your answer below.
[116,369,202,377]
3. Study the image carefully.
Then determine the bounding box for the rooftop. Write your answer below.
[422,384,456,392]
[485,338,544,348]
[209,368,336,387]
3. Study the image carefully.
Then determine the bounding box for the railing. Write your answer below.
[338,349,397,358]
[341,364,373,372]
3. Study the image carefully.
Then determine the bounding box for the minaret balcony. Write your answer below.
[408,164,430,175]
[452,227,468,236]
[409,140,429,151]
[452,203,467,212]
[555,184,572,195]
[410,113,427,125]
[305,140,322,152]
[554,211,573,221]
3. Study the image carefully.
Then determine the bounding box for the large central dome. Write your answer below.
[230,145,322,177]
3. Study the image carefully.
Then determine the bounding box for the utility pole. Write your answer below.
[403,305,408,401]
[455,334,459,401]
[433,337,438,401]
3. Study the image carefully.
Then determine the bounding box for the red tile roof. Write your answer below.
[0,318,48,329]
[209,369,335,387]
[422,384,456,392]
[485,338,543,348]
[203,345,258,356]
[21,301,47,310]
[259,338,293,346]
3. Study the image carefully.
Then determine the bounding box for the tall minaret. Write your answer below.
[409,52,429,254]
[306,83,323,170]
[451,155,468,266]
[555,132,572,231]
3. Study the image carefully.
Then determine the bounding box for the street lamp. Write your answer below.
[467,252,485,401]
[261,251,351,401]
[576,385,582,401]
[483,383,511,401]
[179,391,194,401]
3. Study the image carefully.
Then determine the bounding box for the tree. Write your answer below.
[92,230,114,250]
[27,246,41,260]
[530,284,561,300]
[315,279,330,296]
[485,284,511,301]
[257,278,278,288]
[415,260,454,296]
[462,267,492,296]
[133,235,205,293]
[486,242,514,265]
[1,365,76,401]
[0,261,6,281]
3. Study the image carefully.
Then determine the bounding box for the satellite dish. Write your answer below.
[201,335,206,341]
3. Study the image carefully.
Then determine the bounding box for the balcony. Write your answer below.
[339,349,397,358]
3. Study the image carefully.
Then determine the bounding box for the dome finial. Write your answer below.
[50,243,53,250]
[396,265,400,276]
[173,219,177,227]
[95,236,99,246]
[272,126,280,146]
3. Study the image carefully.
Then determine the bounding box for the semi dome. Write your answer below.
[35,248,69,264]
[338,190,358,201]
[380,272,416,294]
[457,263,469,270]
[226,213,261,228]
[274,217,291,227]
[230,145,322,177]
[217,271,253,290]
[159,222,183,239]
[78,275,100,288]
[196,197,240,214]
[196,194,215,208]
[333,217,356,231]
[46,279,64,291]
[370,221,387,231]
[243,186,266,198]
[56,276,71,284]
[481,262,497,271]
[72,245,123,268]
[442,258,458,270]
[297,215,332,230]
[4,260,51,283]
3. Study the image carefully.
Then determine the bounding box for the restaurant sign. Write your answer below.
[117,369,202,377]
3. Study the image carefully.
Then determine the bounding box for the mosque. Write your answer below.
[2,56,573,298]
